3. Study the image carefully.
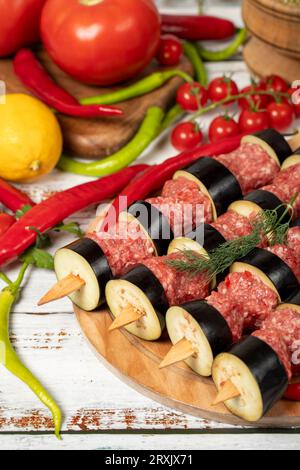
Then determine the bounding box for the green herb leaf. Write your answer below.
[54,221,83,237]
[20,247,54,270]
[15,204,33,220]
[28,226,51,249]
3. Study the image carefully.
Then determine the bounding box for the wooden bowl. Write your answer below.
[242,0,300,58]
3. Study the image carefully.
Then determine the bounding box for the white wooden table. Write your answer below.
[1,1,300,450]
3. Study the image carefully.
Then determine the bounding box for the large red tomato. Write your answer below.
[0,0,46,57]
[41,0,161,86]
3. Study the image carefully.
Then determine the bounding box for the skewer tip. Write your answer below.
[38,274,85,306]
[212,379,240,406]
[108,306,144,331]
[159,337,197,369]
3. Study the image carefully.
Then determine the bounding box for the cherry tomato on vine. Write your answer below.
[267,101,294,131]
[208,115,239,143]
[156,34,183,66]
[238,83,270,110]
[207,76,239,104]
[171,121,203,151]
[288,86,300,118]
[176,82,208,112]
[238,109,270,133]
[264,75,289,94]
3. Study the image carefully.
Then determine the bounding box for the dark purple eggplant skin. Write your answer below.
[180,300,233,357]
[244,189,290,223]
[118,264,169,316]
[229,335,288,416]
[182,157,242,216]
[126,200,174,256]
[237,247,299,301]
[253,128,292,164]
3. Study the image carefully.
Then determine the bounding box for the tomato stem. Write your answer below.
[189,89,289,121]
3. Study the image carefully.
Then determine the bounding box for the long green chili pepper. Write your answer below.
[80,70,193,106]
[160,104,184,131]
[183,41,208,86]
[197,28,247,62]
[0,263,62,439]
[58,106,164,177]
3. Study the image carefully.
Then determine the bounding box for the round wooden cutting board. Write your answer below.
[75,306,300,428]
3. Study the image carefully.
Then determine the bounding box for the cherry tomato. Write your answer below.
[264,75,289,94]
[0,0,46,57]
[156,34,183,66]
[171,122,203,151]
[238,83,270,110]
[208,115,239,143]
[288,86,300,118]
[176,82,208,112]
[207,76,239,104]
[41,0,161,86]
[238,109,270,133]
[267,101,294,131]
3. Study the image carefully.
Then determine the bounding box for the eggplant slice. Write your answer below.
[173,157,242,220]
[105,264,168,340]
[229,189,288,222]
[241,129,292,166]
[281,153,300,171]
[120,200,174,256]
[166,301,232,376]
[230,247,299,301]
[54,238,112,311]
[212,336,288,422]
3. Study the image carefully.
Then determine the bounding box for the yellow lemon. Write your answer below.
[0,94,63,182]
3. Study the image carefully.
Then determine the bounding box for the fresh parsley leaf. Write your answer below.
[15,204,33,219]
[28,226,51,249]
[54,221,83,237]
[20,247,54,270]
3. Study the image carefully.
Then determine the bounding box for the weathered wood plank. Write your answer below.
[0,432,299,451]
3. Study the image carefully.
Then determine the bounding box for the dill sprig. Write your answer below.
[166,195,297,280]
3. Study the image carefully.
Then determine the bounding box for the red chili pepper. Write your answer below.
[0,164,148,267]
[284,383,300,401]
[0,213,16,237]
[103,134,243,229]
[0,178,35,212]
[161,14,235,41]
[13,49,123,118]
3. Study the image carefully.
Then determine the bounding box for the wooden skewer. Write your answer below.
[159,337,197,369]
[288,132,300,152]
[38,274,86,306]
[212,379,240,406]
[108,306,144,331]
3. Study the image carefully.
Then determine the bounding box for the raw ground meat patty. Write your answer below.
[266,244,300,284]
[213,143,279,194]
[146,176,213,236]
[211,271,279,330]
[88,219,155,277]
[252,328,292,379]
[211,210,254,241]
[287,227,300,266]
[143,253,210,306]
[261,308,300,360]
[206,290,244,342]
[271,162,300,217]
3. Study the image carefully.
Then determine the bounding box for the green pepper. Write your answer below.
[197,28,247,62]
[160,104,184,131]
[80,70,193,106]
[183,41,208,86]
[58,106,164,177]
[0,263,62,439]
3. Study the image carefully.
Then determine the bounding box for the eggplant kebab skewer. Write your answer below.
[105,179,296,342]
[38,129,293,311]
[160,215,300,376]
[212,288,300,422]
